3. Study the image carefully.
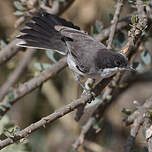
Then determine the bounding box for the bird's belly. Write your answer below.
[67,54,85,76]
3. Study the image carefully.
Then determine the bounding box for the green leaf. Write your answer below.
[7,91,15,100]
[14,1,26,11]
[34,62,51,71]
[41,63,52,69]
[46,50,57,63]
[142,146,148,152]
[132,61,139,69]
[0,40,7,49]
[95,20,101,34]
[141,50,151,65]
[131,15,139,24]
[136,63,144,71]
[113,32,126,48]
[14,11,24,16]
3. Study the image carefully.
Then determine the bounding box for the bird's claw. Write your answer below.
[82,89,95,103]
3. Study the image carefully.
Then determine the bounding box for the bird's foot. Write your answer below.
[82,89,95,103]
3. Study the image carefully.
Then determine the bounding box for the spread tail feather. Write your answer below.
[17,12,80,55]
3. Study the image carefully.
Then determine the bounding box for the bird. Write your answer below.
[16,12,133,93]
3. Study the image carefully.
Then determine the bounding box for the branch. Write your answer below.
[107,0,124,49]
[0,57,67,118]
[124,113,144,152]
[40,0,75,15]
[0,75,113,150]
[144,119,152,152]
[124,96,152,152]
[95,17,129,41]
[0,39,20,65]
[0,48,36,101]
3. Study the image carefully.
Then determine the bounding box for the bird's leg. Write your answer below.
[83,78,96,102]
[74,74,95,101]
[74,74,87,92]
[74,76,95,121]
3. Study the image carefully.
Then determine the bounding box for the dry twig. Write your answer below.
[107,0,124,49]
[0,39,20,65]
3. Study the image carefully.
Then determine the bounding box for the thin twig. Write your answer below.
[0,48,36,101]
[40,0,75,15]
[124,96,152,152]
[95,16,130,41]
[0,39,20,65]
[107,0,124,49]
[124,114,144,152]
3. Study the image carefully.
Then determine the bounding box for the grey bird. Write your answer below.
[16,12,132,92]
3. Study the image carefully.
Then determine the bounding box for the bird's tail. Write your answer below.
[16,12,80,55]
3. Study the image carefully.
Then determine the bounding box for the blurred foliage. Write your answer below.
[0,116,29,152]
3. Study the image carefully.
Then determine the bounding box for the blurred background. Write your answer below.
[0,0,152,152]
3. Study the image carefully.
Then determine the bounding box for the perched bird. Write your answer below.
[17,12,132,92]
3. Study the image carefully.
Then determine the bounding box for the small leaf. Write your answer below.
[109,13,113,21]
[106,95,112,101]
[136,63,144,71]
[14,11,24,16]
[142,146,148,152]
[34,63,42,71]
[46,50,57,63]
[0,40,7,49]
[41,63,52,70]
[131,15,139,24]
[142,127,147,139]
[132,61,139,69]
[34,62,51,71]
[7,92,15,100]
[95,20,101,34]
[141,50,151,65]
[14,1,25,11]
[20,0,28,3]
[4,102,12,108]
[113,32,126,47]
[121,108,132,115]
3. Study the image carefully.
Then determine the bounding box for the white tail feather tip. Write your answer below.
[16,40,26,46]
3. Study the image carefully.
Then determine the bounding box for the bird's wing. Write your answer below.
[17,12,80,55]
[55,26,107,73]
